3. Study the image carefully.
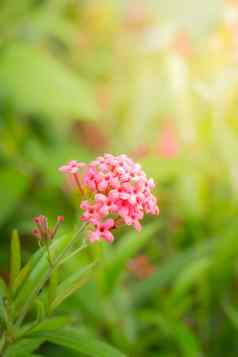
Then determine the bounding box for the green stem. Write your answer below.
[46,239,53,268]
[59,243,87,266]
[48,269,58,315]
[0,333,6,354]
[0,298,16,352]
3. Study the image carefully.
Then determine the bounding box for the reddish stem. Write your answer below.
[73,173,83,194]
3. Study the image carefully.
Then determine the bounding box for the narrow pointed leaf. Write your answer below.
[28,316,71,334]
[12,261,32,296]
[33,328,126,357]
[0,278,8,298]
[132,236,217,303]
[104,223,159,293]
[48,269,58,310]
[3,338,43,357]
[224,304,238,330]
[13,234,71,314]
[51,262,95,311]
[34,299,46,323]
[13,224,86,325]
[10,230,21,289]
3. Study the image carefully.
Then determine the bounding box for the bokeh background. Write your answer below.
[2,0,238,356]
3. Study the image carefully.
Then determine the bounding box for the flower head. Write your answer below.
[59,154,159,243]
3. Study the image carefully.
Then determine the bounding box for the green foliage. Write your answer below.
[104,223,159,293]
[3,338,43,357]
[50,262,96,310]
[0,44,99,122]
[35,328,126,357]
[0,228,124,356]
[10,230,21,289]
[0,170,28,227]
[29,316,71,334]
[1,0,238,356]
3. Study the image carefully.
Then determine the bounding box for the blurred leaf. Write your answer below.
[0,169,28,226]
[51,262,96,311]
[34,299,46,324]
[224,304,238,331]
[10,229,21,289]
[35,328,126,357]
[31,8,77,46]
[104,222,159,293]
[29,316,70,334]
[3,338,43,357]
[0,44,99,121]
[0,278,8,298]
[171,322,203,357]
[133,237,215,303]
[139,311,203,356]
[173,257,211,297]
[12,261,32,296]
[154,0,222,37]
[48,269,58,311]
[73,282,105,322]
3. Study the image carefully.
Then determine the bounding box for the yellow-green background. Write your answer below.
[1,0,238,356]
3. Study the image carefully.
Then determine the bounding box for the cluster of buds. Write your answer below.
[59,154,159,243]
[32,215,64,242]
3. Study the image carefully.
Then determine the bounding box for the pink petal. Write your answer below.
[104,219,115,230]
[95,193,107,202]
[134,221,142,232]
[89,231,100,242]
[103,230,114,243]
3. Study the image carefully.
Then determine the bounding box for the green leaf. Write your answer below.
[34,328,126,357]
[0,280,9,326]
[0,169,28,226]
[12,261,32,296]
[139,311,202,357]
[48,269,58,311]
[0,44,99,121]
[13,234,71,323]
[3,338,43,357]
[173,257,211,297]
[171,322,203,357]
[28,316,71,334]
[13,224,87,325]
[34,299,46,324]
[5,352,43,357]
[133,237,216,303]
[10,230,21,289]
[224,304,238,330]
[0,278,8,298]
[104,223,159,293]
[51,262,96,311]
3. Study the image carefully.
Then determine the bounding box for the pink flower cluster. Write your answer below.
[59,154,159,243]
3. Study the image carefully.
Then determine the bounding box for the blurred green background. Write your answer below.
[1,0,238,356]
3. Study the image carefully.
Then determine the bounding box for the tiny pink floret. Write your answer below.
[59,154,159,243]
[59,160,85,174]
